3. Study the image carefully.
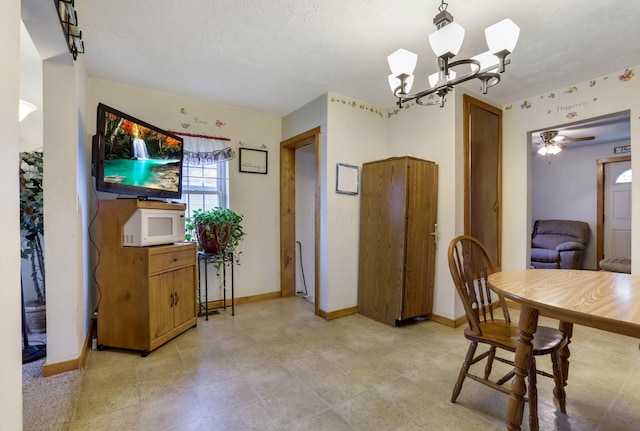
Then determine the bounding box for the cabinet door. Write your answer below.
[403,160,438,319]
[358,158,408,326]
[172,266,196,327]
[149,272,175,339]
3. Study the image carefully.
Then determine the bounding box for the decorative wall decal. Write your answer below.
[589,80,596,87]
[564,86,578,94]
[181,123,190,129]
[505,105,513,110]
[194,117,208,125]
[618,68,635,81]
[521,100,532,109]
[566,112,578,119]
[330,95,385,118]
[180,108,187,115]
[216,120,226,127]
[548,93,555,99]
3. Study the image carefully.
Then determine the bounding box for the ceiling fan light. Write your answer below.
[485,18,520,54]
[388,73,414,94]
[387,49,418,76]
[429,22,465,58]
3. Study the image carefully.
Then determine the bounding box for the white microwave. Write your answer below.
[122,208,185,247]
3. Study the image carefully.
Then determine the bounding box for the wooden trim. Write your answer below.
[428,313,468,328]
[42,358,78,377]
[42,316,98,377]
[280,127,322,316]
[200,291,281,309]
[319,306,358,320]
[596,155,631,268]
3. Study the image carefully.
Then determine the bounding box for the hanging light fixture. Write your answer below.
[388,1,519,108]
[19,99,37,122]
[537,131,564,156]
[55,0,85,61]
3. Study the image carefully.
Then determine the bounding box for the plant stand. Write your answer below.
[21,282,46,364]
[198,252,234,319]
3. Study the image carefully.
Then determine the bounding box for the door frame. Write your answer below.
[279,127,321,315]
[596,155,631,269]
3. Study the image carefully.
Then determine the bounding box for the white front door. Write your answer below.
[604,160,632,259]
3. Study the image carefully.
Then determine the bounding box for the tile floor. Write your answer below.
[69,297,640,430]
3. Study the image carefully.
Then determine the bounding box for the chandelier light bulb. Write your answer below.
[485,19,520,54]
[471,51,500,71]
[387,49,418,76]
[429,22,465,58]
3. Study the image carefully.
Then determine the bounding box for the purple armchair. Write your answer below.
[530,220,590,269]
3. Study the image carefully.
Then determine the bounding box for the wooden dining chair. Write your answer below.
[447,235,568,431]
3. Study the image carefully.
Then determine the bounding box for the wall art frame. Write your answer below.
[239,148,268,174]
[336,163,359,195]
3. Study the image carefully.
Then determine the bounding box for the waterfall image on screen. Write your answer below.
[101,111,182,193]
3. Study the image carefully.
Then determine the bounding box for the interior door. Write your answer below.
[464,95,502,268]
[604,160,632,259]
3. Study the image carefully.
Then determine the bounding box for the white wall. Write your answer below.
[87,79,283,303]
[502,65,640,274]
[532,139,629,269]
[325,93,387,311]
[42,57,89,365]
[1,1,24,428]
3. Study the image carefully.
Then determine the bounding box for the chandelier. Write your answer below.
[387,1,519,108]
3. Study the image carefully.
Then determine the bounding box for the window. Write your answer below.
[175,134,234,220]
[615,169,632,184]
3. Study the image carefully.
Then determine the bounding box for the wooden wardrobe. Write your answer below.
[357,156,438,326]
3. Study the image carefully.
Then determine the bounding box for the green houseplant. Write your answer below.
[185,207,246,264]
[19,152,46,332]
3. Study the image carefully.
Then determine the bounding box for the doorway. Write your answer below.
[597,156,632,266]
[279,127,321,315]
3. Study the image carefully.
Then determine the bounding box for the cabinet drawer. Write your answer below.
[149,249,194,274]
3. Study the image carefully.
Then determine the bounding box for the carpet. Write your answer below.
[22,333,84,431]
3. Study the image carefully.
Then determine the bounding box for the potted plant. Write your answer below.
[185,207,246,264]
[19,152,46,333]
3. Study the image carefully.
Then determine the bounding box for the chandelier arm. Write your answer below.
[394,58,482,107]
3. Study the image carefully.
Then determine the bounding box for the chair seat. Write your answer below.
[465,322,567,354]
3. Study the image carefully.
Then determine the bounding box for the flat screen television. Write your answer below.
[94,103,184,200]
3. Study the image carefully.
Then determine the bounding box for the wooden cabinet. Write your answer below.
[357,156,438,326]
[95,199,197,355]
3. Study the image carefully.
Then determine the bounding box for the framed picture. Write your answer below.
[336,163,359,195]
[239,148,268,174]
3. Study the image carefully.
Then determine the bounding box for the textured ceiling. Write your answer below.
[76,0,640,117]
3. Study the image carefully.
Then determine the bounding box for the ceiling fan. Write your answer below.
[537,130,595,156]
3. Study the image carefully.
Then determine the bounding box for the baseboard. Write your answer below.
[318,306,358,320]
[42,316,96,377]
[429,313,467,328]
[201,291,281,310]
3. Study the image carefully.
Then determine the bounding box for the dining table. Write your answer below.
[488,269,640,431]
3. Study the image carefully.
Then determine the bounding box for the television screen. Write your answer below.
[94,103,184,200]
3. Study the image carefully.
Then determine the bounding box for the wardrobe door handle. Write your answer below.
[174,292,179,306]
[170,292,175,307]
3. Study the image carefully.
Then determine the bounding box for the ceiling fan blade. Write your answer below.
[560,136,595,143]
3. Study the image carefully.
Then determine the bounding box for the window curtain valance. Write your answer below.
[173,132,235,164]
